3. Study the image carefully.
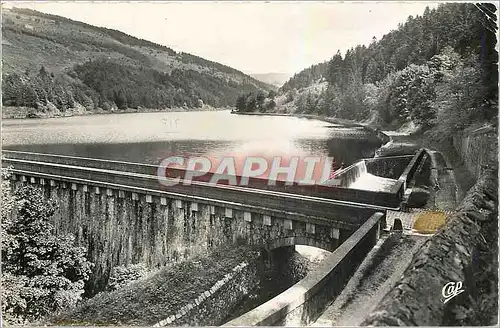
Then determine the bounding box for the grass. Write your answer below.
[50,244,260,326]
[412,211,447,234]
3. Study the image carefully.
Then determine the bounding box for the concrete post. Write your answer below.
[330,227,340,240]
[244,212,252,222]
[191,202,198,212]
[263,215,272,226]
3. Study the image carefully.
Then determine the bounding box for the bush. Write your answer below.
[106,264,149,291]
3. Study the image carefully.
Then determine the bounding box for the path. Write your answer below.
[427,150,458,210]
[310,233,426,327]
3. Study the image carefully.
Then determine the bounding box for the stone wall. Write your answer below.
[153,246,309,326]
[362,168,498,326]
[153,261,260,326]
[453,124,497,181]
[364,155,413,179]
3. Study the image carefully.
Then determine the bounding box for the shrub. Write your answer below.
[106,263,149,291]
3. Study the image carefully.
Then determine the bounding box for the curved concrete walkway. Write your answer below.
[427,150,458,210]
[310,233,426,326]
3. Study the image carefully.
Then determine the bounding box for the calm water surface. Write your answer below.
[2,110,380,167]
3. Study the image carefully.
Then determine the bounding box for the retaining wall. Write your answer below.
[154,261,259,326]
[452,124,497,181]
[364,155,413,179]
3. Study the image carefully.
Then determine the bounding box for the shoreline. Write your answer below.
[2,106,229,120]
[231,110,391,145]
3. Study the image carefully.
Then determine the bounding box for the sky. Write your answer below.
[3,1,439,75]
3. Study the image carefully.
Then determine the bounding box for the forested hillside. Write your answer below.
[279,61,329,92]
[237,3,498,141]
[1,7,271,116]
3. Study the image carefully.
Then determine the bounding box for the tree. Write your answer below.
[256,90,266,110]
[113,89,128,109]
[430,56,484,140]
[38,66,48,79]
[408,71,436,128]
[1,184,92,324]
[266,99,276,111]
[245,93,257,111]
[2,73,24,106]
[326,51,344,88]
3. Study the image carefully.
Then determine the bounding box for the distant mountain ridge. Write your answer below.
[249,73,291,87]
[1,7,272,116]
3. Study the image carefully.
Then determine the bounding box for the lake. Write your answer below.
[2,110,381,169]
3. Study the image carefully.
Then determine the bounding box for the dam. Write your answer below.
[2,111,427,324]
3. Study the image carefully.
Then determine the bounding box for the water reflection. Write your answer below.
[2,111,381,168]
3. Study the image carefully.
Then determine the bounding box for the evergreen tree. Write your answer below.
[1,185,92,323]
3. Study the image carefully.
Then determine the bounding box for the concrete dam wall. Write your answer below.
[4,150,418,297]
[9,176,355,295]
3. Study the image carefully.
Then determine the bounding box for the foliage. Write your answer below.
[376,64,436,126]
[2,7,271,114]
[1,184,92,324]
[3,58,269,112]
[428,54,485,141]
[106,264,149,292]
[8,7,178,55]
[259,3,497,140]
[280,61,329,92]
[235,90,276,112]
